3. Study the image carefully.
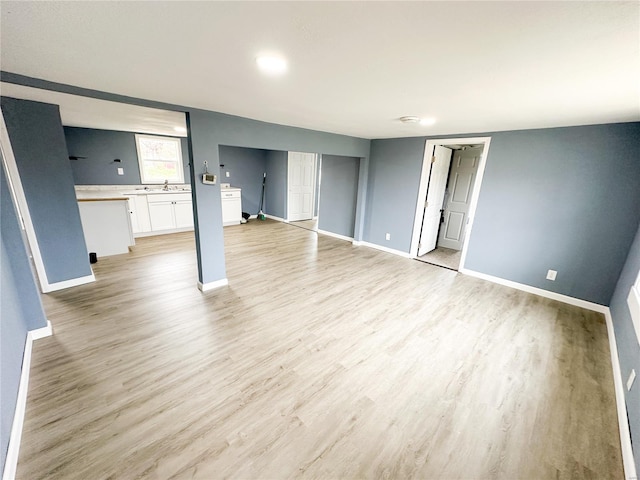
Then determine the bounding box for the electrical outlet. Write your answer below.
[627,369,636,391]
[385,233,391,241]
[226,171,230,178]
[117,168,124,176]
[546,269,557,281]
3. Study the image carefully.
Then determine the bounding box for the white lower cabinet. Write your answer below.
[221,188,242,226]
[145,193,194,233]
[174,200,195,228]
[148,202,176,231]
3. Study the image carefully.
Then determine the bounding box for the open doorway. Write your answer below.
[410,137,491,271]
[287,151,319,232]
[1,82,193,291]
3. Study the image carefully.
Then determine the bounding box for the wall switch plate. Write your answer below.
[546,269,557,281]
[117,168,124,175]
[627,369,636,391]
[385,233,391,241]
[226,171,230,178]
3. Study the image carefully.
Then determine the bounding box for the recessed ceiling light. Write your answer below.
[256,55,287,75]
[174,126,187,133]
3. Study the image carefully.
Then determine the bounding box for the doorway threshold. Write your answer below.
[414,257,459,272]
[415,246,462,271]
[288,218,318,233]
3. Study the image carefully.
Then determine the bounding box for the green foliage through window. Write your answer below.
[135,134,184,184]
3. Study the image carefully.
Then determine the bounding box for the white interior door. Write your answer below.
[288,152,316,221]
[418,146,453,256]
[438,146,482,250]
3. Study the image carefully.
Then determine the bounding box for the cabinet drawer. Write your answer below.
[221,190,241,199]
[147,193,192,203]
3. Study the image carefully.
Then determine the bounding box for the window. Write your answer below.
[135,134,184,184]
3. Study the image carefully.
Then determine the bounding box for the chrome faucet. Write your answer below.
[163,180,169,191]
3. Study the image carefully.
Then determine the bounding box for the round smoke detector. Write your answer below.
[399,116,421,124]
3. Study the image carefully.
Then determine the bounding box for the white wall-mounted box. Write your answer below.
[627,271,640,346]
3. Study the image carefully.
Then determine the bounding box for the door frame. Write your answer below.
[286,151,317,222]
[0,110,50,292]
[409,137,492,271]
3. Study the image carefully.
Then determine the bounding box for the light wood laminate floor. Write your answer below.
[417,246,462,271]
[289,218,318,232]
[20,220,623,479]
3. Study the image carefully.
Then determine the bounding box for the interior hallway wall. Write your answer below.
[218,145,267,215]
[0,164,48,475]
[264,150,288,219]
[187,109,370,285]
[1,97,92,284]
[318,155,359,238]
[609,219,640,476]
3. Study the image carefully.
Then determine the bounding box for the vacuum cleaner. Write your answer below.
[257,172,266,220]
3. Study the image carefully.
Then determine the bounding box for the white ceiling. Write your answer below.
[1,1,638,139]
[1,83,187,137]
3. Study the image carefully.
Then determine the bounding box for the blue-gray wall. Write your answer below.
[466,124,640,306]
[318,155,360,238]
[64,127,190,185]
[610,220,640,475]
[1,163,48,474]
[366,123,640,306]
[365,137,425,250]
[264,150,287,219]
[187,109,370,285]
[218,145,267,215]
[1,97,92,284]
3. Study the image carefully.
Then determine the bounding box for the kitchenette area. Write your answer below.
[76,184,242,260]
[62,120,249,262]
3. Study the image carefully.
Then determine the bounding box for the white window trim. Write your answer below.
[135,134,184,184]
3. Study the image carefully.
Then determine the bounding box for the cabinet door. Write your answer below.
[148,202,175,231]
[174,200,194,228]
[135,195,152,232]
[127,198,140,233]
[221,198,242,226]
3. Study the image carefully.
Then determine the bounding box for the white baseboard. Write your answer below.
[264,214,285,222]
[457,269,635,477]
[456,270,636,478]
[197,278,229,292]
[317,229,353,242]
[355,241,412,259]
[3,321,53,480]
[459,268,608,313]
[43,273,95,293]
[134,226,194,238]
[30,321,53,340]
[604,310,638,480]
